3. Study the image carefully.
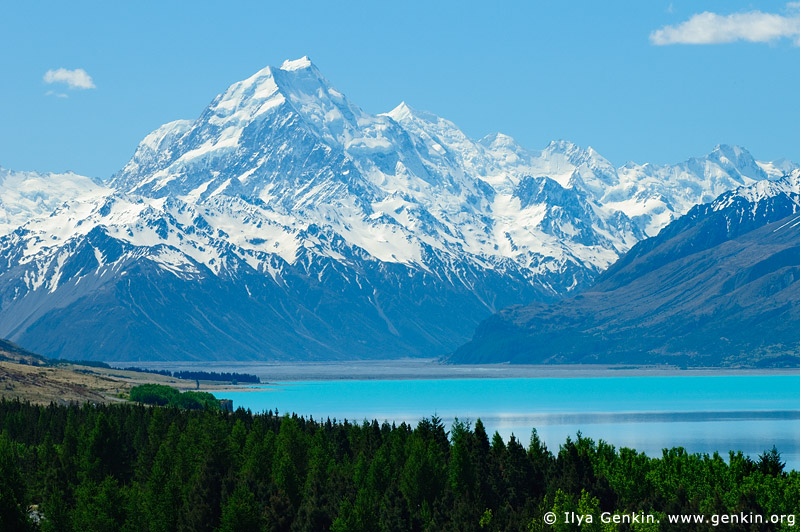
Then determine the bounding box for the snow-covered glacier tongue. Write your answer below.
[0,57,796,361]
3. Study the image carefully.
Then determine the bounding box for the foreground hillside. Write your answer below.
[0,400,795,532]
[451,171,800,367]
[0,339,216,405]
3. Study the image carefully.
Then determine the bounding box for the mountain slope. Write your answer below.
[449,170,800,366]
[0,191,550,361]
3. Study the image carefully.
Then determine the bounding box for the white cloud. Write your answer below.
[43,68,96,89]
[651,4,800,46]
[45,90,69,99]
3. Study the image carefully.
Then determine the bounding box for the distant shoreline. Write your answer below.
[112,358,800,382]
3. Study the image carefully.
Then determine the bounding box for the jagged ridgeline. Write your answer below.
[0,400,796,531]
[0,57,796,361]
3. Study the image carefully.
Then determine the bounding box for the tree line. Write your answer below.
[128,384,220,410]
[0,399,798,531]
[118,368,261,384]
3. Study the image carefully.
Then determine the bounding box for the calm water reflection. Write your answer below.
[216,376,800,468]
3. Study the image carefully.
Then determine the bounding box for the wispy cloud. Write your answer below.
[45,90,69,99]
[651,4,800,46]
[43,68,96,89]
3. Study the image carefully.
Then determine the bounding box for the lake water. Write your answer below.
[216,375,800,469]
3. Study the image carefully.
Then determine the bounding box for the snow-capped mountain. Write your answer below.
[0,167,108,235]
[611,144,788,236]
[109,57,641,282]
[0,57,796,361]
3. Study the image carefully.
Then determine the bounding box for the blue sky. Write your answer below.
[1,1,798,178]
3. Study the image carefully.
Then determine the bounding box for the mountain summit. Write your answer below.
[0,59,796,361]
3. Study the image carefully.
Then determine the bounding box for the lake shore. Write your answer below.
[113,358,800,382]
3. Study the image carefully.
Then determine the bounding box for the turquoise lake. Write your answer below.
[215,375,800,469]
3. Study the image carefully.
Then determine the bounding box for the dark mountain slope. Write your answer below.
[449,175,800,367]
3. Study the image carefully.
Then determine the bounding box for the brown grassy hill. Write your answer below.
[0,339,189,405]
